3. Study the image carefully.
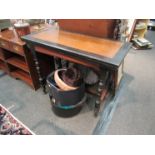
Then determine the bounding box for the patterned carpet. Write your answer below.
[0,104,34,135]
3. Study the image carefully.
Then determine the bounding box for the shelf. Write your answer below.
[0,48,5,61]
[0,60,7,71]
[10,69,33,87]
[6,57,29,73]
[0,28,40,90]
[0,54,4,61]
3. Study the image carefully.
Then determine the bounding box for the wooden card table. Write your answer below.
[22,26,131,116]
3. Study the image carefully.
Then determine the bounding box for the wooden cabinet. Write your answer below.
[10,43,25,56]
[0,29,39,90]
[57,19,116,38]
[0,39,10,50]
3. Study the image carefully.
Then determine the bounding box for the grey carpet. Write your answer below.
[0,30,155,135]
[106,30,155,135]
[0,71,111,135]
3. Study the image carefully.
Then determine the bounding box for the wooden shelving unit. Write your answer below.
[10,68,33,87]
[0,28,40,90]
[0,60,7,72]
[0,54,4,61]
[0,48,5,61]
[0,47,36,88]
[0,60,5,68]
[6,56,29,72]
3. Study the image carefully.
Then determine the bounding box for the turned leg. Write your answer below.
[94,71,112,117]
[94,79,104,117]
[27,43,47,94]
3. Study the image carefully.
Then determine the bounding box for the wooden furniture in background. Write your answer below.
[0,28,40,89]
[0,24,54,90]
[57,19,116,38]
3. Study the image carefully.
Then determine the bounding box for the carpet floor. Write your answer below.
[106,30,155,134]
[0,30,155,135]
[0,70,114,134]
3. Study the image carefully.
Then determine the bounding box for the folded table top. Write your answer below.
[22,27,131,68]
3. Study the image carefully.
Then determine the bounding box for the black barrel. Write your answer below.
[47,72,86,117]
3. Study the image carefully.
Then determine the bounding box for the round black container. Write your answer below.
[47,72,85,106]
[47,72,86,117]
[52,95,86,117]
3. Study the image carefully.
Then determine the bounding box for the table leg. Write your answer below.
[94,71,114,117]
[27,43,47,94]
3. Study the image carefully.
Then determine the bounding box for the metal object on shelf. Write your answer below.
[14,22,30,38]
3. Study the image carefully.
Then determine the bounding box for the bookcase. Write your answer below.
[0,28,40,89]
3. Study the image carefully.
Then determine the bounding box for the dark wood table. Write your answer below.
[22,26,131,116]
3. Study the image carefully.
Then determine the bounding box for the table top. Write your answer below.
[22,26,131,68]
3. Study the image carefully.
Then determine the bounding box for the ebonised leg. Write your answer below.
[94,79,104,117]
[94,71,111,117]
[94,100,100,117]
[27,43,47,94]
